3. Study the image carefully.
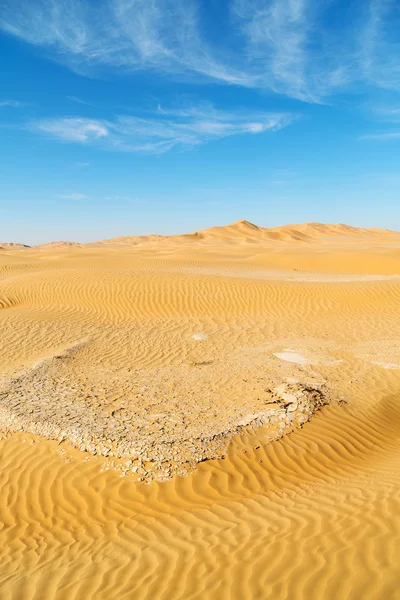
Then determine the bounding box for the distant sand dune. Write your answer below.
[3,219,399,250]
[95,220,400,247]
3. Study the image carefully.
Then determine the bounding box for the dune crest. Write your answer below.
[35,240,82,249]
[0,242,31,250]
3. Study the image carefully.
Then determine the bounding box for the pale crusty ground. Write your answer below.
[0,221,400,598]
[0,344,333,480]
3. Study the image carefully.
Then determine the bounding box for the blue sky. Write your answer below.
[1,0,400,244]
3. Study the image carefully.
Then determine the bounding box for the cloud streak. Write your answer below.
[361,0,400,93]
[2,0,399,102]
[67,96,94,106]
[30,104,295,153]
[361,132,400,141]
[0,100,27,108]
[58,193,89,199]
[35,118,109,142]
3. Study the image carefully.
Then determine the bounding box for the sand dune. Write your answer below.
[5,219,397,250]
[0,242,31,250]
[35,241,82,249]
[0,223,399,598]
[95,220,400,247]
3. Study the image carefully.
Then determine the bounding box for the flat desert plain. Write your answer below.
[0,220,400,599]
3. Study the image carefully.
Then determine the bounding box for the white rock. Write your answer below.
[192,333,208,341]
[281,393,298,405]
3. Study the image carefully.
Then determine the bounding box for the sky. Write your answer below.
[1,0,400,244]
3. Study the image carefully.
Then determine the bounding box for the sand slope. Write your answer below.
[0,223,399,598]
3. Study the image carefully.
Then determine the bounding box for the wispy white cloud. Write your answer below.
[34,118,109,142]
[372,106,400,122]
[362,102,400,137]
[361,132,400,140]
[58,192,89,199]
[0,99,27,108]
[232,0,332,102]
[361,0,400,93]
[29,104,296,153]
[2,1,399,102]
[67,96,94,106]
[0,0,251,89]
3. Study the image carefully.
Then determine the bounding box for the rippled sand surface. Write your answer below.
[1,222,400,599]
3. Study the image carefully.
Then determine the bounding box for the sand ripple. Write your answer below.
[0,238,399,598]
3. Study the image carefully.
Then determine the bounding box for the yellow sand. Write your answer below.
[0,221,400,599]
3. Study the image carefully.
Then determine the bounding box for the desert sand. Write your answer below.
[0,220,400,598]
